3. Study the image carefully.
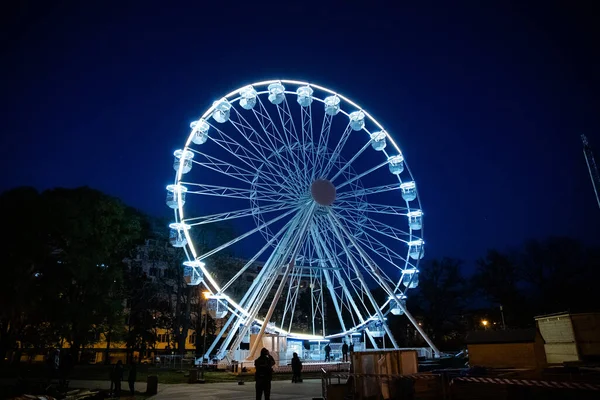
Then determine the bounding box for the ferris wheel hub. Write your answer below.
[311,179,336,206]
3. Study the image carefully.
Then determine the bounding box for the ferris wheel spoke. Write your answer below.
[320,123,353,179]
[204,123,301,195]
[196,205,303,262]
[314,113,334,180]
[329,139,373,183]
[299,102,317,182]
[309,269,321,336]
[276,97,309,185]
[336,183,400,201]
[216,214,300,295]
[346,245,397,288]
[335,159,391,191]
[330,212,405,303]
[281,267,303,332]
[252,96,306,189]
[336,211,412,243]
[228,107,277,160]
[310,228,348,332]
[334,199,409,215]
[353,229,415,272]
[183,202,295,226]
[187,149,296,198]
[182,182,296,204]
[329,216,400,348]
[228,108,307,193]
[232,102,306,193]
[225,211,309,359]
[203,121,267,168]
[327,214,397,316]
[314,226,376,346]
[313,228,372,325]
[247,203,317,358]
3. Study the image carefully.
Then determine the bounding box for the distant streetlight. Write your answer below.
[481,319,489,330]
[500,305,506,330]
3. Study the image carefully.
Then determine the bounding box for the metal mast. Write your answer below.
[582,134,600,210]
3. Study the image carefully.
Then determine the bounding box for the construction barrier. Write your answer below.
[452,376,600,391]
[450,376,600,400]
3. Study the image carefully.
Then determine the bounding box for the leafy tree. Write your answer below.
[472,249,531,328]
[123,265,162,362]
[517,237,600,315]
[0,187,147,364]
[0,187,48,364]
[38,187,147,361]
[408,257,468,344]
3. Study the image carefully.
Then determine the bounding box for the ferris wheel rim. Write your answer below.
[170,79,425,341]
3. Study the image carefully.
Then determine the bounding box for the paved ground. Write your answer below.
[68,379,147,393]
[152,379,322,400]
[1,378,322,399]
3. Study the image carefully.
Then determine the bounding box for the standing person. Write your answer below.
[255,348,275,400]
[324,344,331,362]
[349,342,354,354]
[59,350,73,388]
[109,364,115,397]
[128,361,137,395]
[291,352,302,383]
[342,342,349,362]
[112,360,124,397]
[46,349,58,385]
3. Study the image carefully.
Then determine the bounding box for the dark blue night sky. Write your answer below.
[2,1,599,267]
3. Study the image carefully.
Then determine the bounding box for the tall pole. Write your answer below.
[200,291,210,381]
[202,313,208,361]
[582,134,600,210]
[500,305,506,330]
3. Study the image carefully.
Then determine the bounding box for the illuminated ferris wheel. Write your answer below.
[166,80,439,361]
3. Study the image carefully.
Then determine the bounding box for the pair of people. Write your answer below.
[110,360,137,397]
[325,341,354,362]
[342,342,355,362]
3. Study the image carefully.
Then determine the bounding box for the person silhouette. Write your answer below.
[342,342,349,362]
[324,344,331,362]
[291,352,303,383]
[255,348,275,400]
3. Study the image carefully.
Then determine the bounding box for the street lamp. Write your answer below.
[481,319,489,330]
[500,305,506,330]
[200,291,211,381]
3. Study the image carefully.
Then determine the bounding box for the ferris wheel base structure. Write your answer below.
[166,79,441,364]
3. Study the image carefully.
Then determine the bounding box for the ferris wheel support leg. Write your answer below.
[327,215,399,349]
[329,212,441,358]
[225,260,284,360]
[313,233,378,349]
[403,306,440,358]
[226,210,309,361]
[311,230,347,333]
[218,249,289,360]
[208,248,285,361]
[313,235,379,349]
[207,312,237,360]
[248,204,317,360]
[322,270,347,332]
